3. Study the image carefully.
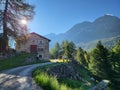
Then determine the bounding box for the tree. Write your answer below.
[61,40,76,60]
[89,41,110,79]
[109,40,120,89]
[0,0,34,52]
[61,40,69,59]
[84,51,90,67]
[112,40,120,71]
[50,42,61,59]
[76,47,86,66]
[68,41,76,59]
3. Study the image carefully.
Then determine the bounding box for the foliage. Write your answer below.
[49,40,120,89]
[88,40,120,89]
[113,40,120,72]
[76,47,87,66]
[61,40,76,59]
[61,40,70,59]
[89,41,110,79]
[50,41,76,60]
[0,0,34,51]
[84,51,90,66]
[50,42,61,59]
[108,40,120,89]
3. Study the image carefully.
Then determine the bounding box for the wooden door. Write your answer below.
[30,45,37,53]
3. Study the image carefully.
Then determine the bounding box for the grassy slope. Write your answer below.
[33,63,93,90]
[32,63,69,90]
[0,53,32,71]
[0,52,50,71]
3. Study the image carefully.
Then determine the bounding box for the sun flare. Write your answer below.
[21,19,27,25]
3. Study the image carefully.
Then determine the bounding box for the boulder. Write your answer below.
[91,80,109,90]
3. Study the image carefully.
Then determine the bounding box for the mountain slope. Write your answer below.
[78,35,120,50]
[45,15,120,49]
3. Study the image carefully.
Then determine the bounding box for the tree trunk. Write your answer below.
[3,0,8,52]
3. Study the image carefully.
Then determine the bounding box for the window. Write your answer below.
[38,40,44,47]
[39,40,43,44]
[38,48,44,51]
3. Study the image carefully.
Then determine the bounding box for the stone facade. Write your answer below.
[16,32,50,60]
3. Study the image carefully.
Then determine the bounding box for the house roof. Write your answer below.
[31,32,51,42]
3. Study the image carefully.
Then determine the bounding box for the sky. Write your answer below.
[27,0,120,36]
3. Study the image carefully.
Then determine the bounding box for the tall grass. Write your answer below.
[33,63,92,90]
[33,70,71,90]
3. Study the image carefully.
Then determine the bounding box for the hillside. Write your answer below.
[45,15,120,49]
[78,35,120,50]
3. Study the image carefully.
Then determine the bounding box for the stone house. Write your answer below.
[16,32,50,60]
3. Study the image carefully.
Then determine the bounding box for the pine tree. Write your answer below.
[68,41,76,59]
[76,47,86,66]
[50,42,61,59]
[89,41,109,79]
[112,40,120,74]
[61,40,76,60]
[110,40,120,89]
[61,40,69,59]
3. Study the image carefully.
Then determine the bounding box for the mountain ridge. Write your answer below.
[45,15,120,49]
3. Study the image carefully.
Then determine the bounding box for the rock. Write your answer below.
[47,64,75,78]
[91,80,109,90]
[46,63,88,84]
[90,77,95,81]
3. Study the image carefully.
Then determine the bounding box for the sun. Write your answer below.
[21,19,27,25]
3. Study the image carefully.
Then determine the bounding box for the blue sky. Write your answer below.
[28,0,120,35]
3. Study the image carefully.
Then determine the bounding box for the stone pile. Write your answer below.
[46,64,87,82]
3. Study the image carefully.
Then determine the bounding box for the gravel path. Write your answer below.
[0,62,53,90]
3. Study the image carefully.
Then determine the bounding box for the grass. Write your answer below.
[0,52,49,71]
[33,65,71,90]
[0,53,31,71]
[58,78,83,88]
[58,78,92,90]
[32,63,92,90]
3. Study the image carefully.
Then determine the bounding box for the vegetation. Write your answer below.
[0,53,30,71]
[50,40,76,60]
[33,63,92,90]
[49,40,120,90]
[0,0,34,52]
[33,69,70,90]
[89,41,110,79]
[76,47,87,66]
[109,40,120,89]
[50,42,61,59]
[0,53,49,71]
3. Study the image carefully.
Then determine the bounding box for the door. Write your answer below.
[30,45,37,53]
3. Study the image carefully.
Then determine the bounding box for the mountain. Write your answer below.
[45,33,56,39]
[45,15,120,49]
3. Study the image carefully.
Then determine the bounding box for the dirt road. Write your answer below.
[0,62,53,90]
